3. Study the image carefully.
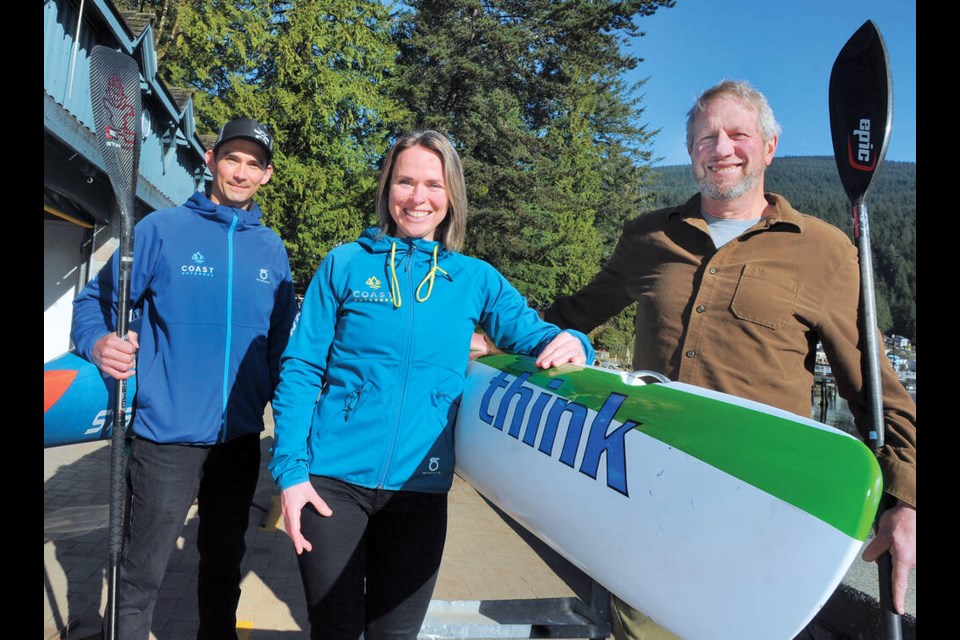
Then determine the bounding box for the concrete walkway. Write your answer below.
[44,418,914,639]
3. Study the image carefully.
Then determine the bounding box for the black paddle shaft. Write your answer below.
[828,20,902,640]
[89,45,142,640]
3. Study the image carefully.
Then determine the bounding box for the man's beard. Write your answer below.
[696,166,763,201]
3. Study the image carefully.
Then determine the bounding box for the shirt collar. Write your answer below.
[673,193,805,233]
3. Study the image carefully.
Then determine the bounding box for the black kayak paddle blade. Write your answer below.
[828,20,892,208]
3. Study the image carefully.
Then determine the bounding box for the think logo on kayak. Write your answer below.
[477,370,636,496]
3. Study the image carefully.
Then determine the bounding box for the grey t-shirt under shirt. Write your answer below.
[701,211,761,249]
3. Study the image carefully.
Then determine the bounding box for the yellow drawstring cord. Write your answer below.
[389,242,448,308]
[416,245,449,302]
[389,243,402,309]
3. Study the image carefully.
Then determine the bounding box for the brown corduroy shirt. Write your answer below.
[544,193,916,507]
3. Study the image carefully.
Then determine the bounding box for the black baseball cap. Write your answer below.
[213,118,274,163]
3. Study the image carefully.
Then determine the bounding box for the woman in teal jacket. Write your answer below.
[269,130,593,639]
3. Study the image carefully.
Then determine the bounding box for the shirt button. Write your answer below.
[685,350,697,358]
[696,305,706,313]
[709,267,717,274]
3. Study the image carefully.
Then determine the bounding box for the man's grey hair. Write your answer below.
[685,79,782,150]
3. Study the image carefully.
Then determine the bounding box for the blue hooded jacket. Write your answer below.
[269,227,594,493]
[71,191,297,445]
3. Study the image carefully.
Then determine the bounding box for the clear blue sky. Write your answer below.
[624,0,917,167]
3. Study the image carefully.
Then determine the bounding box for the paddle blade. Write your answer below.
[828,20,892,206]
[89,45,142,234]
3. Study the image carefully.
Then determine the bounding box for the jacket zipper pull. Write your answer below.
[344,386,363,421]
[406,244,416,272]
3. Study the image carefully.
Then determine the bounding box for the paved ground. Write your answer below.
[44,414,915,640]
[44,421,598,640]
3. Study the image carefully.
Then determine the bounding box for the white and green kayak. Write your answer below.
[454,354,882,640]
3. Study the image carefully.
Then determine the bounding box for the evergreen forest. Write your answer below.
[110,1,915,357]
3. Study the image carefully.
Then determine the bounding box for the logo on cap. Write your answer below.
[252,127,271,149]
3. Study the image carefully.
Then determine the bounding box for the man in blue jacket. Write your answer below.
[71,118,298,640]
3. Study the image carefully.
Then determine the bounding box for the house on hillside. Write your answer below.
[44,0,209,362]
[886,334,912,351]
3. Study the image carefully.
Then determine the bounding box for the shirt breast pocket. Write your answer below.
[729,265,800,330]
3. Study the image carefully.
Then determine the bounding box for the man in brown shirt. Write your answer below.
[542,79,916,639]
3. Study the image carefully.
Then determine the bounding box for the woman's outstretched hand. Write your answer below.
[535,331,587,369]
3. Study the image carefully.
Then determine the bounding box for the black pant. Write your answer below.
[110,433,260,640]
[296,476,448,640]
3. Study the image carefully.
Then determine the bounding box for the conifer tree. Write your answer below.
[392,0,674,310]
[131,0,409,283]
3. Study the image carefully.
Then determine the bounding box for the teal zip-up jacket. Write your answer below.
[268,227,594,493]
[71,191,297,445]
